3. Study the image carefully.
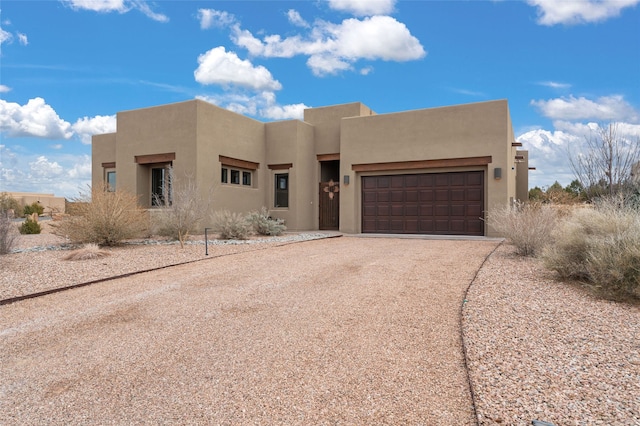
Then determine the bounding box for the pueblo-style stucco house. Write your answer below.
[92,99,529,237]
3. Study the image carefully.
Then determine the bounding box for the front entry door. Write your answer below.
[319,180,340,230]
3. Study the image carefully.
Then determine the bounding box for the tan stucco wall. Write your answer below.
[114,101,199,207]
[303,102,375,155]
[516,150,529,202]
[338,100,514,236]
[91,133,116,190]
[195,100,266,226]
[265,120,316,230]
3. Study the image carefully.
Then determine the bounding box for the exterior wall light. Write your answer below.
[343,175,350,185]
[494,167,502,180]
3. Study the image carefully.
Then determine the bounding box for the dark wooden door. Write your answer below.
[362,171,484,235]
[319,180,340,230]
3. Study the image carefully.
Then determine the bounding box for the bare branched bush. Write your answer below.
[53,185,148,246]
[63,244,112,261]
[212,210,251,240]
[246,207,286,236]
[486,201,559,256]
[543,197,640,300]
[0,210,19,255]
[151,170,213,248]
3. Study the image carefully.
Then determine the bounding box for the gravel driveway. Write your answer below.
[1,237,498,424]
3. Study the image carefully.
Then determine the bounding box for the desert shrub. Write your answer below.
[19,215,42,234]
[486,201,559,256]
[53,185,148,246]
[0,210,19,254]
[212,210,251,240]
[63,244,111,261]
[23,202,44,216]
[246,207,286,236]
[151,170,213,248]
[543,198,640,300]
[0,192,22,218]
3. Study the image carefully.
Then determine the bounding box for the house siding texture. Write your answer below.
[92,99,528,237]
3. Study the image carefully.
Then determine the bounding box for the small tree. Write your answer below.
[0,192,23,218]
[570,122,640,200]
[0,210,19,254]
[23,202,44,216]
[151,169,213,248]
[53,185,148,246]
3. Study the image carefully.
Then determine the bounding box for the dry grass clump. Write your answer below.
[543,198,640,300]
[486,201,559,256]
[53,186,148,246]
[63,244,112,261]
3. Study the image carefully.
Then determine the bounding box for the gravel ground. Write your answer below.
[463,243,640,425]
[2,231,638,425]
[1,236,498,424]
[0,229,334,301]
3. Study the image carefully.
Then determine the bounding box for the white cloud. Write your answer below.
[0,98,73,139]
[62,0,168,22]
[63,0,128,13]
[231,15,425,76]
[29,156,65,179]
[327,0,396,16]
[0,26,11,44]
[0,146,92,198]
[17,33,28,45]
[287,10,309,28]
[531,95,640,122]
[527,0,640,25]
[517,128,581,188]
[0,85,11,93]
[198,9,236,29]
[197,92,309,121]
[72,114,117,144]
[539,81,571,89]
[194,46,282,91]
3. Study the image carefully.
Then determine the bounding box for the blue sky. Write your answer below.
[1,0,639,198]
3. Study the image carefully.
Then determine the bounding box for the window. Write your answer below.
[242,171,251,186]
[106,171,116,192]
[275,173,288,208]
[151,167,171,206]
[230,170,240,184]
[221,167,253,187]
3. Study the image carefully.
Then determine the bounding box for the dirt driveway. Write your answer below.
[1,237,499,424]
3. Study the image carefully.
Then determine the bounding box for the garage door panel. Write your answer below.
[362,171,484,236]
[451,189,465,201]
[391,176,404,188]
[419,190,434,201]
[363,205,376,217]
[435,190,449,201]
[451,204,465,216]
[391,190,404,202]
[363,191,377,203]
[391,205,404,216]
[467,188,482,201]
[377,205,390,216]
[435,205,449,216]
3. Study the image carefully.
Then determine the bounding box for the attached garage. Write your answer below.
[361,171,485,236]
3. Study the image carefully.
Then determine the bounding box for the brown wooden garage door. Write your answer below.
[362,171,484,235]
